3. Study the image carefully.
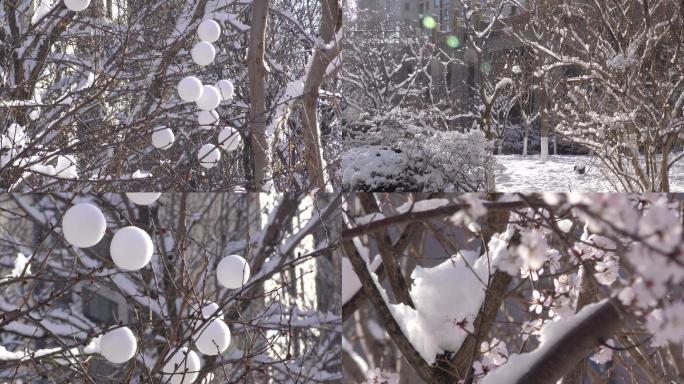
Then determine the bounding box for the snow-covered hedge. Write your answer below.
[341,131,495,192]
[341,110,495,191]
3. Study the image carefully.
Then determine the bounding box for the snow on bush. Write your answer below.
[216,80,234,101]
[1,253,32,281]
[216,254,250,289]
[339,146,422,192]
[191,41,216,67]
[177,76,204,103]
[110,226,153,271]
[99,327,137,364]
[161,347,201,384]
[197,144,220,169]
[197,110,220,130]
[54,155,79,179]
[218,127,241,151]
[197,20,221,43]
[62,203,107,248]
[152,127,175,149]
[199,301,223,320]
[194,318,231,355]
[126,192,161,206]
[340,107,495,191]
[195,85,221,111]
[341,128,495,192]
[3,124,26,147]
[63,0,90,12]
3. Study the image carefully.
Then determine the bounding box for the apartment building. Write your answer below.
[357,1,527,30]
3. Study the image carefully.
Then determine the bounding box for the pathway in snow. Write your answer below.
[495,155,684,192]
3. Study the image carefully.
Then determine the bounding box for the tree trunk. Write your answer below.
[521,105,529,156]
[539,87,549,161]
[299,0,342,190]
[248,0,273,191]
[538,53,549,161]
[658,135,673,192]
[553,132,557,156]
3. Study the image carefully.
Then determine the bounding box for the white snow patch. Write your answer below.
[32,0,57,24]
[388,249,488,363]
[2,253,32,280]
[394,198,450,215]
[495,155,684,192]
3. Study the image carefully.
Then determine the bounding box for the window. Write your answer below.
[83,290,118,325]
[431,0,450,30]
[404,3,410,11]
[441,5,450,31]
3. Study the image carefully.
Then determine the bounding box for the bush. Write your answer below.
[341,109,495,191]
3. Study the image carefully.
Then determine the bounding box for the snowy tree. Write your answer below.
[0,193,341,382]
[0,0,342,192]
[342,193,684,383]
[507,0,684,190]
[339,4,498,192]
[341,0,684,192]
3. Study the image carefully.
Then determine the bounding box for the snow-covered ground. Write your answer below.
[495,155,684,192]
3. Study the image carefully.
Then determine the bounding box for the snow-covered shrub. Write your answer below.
[341,109,495,191]
[341,146,439,192]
